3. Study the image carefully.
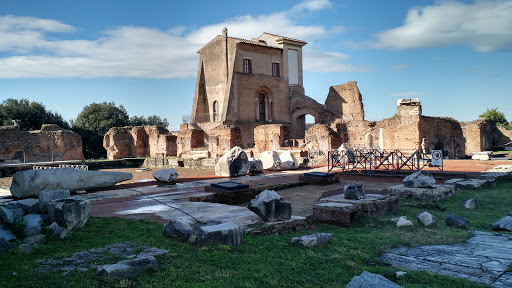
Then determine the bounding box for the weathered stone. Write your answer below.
[19,244,34,254]
[45,222,59,233]
[347,271,404,288]
[38,189,71,214]
[343,183,366,200]
[337,143,355,163]
[0,206,14,223]
[463,198,478,209]
[152,168,179,183]
[53,227,72,239]
[279,151,298,169]
[195,222,243,247]
[0,238,15,251]
[313,202,357,227]
[9,207,26,223]
[248,190,291,221]
[163,219,243,247]
[258,151,282,171]
[447,178,488,190]
[492,216,512,231]
[24,234,47,245]
[387,184,455,200]
[97,256,158,282]
[382,231,512,286]
[214,146,250,177]
[103,125,177,160]
[48,196,90,230]
[0,125,83,163]
[472,151,492,160]
[403,170,436,188]
[292,233,331,247]
[10,168,132,199]
[163,219,196,242]
[397,216,413,227]
[23,214,43,236]
[0,226,16,243]
[248,159,263,174]
[16,198,39,214]
[416,211,438,228]
[446,214,470,230]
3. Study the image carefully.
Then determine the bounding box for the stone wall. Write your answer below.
[253,124,290,154]
[0,124,83,162]
[494,126,512,148]
[103,126,176,160]
[324,81,364,121]
[461,119,493,155]
[419,116,464,158]
[305,124,342,151]
[207,125,242,158]
[177,124,205,156]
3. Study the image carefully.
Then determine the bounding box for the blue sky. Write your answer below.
[0,0,511,131]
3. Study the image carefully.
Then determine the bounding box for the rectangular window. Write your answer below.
[243,59,252,74]
[272,62,280,77]
[288,49,298,85]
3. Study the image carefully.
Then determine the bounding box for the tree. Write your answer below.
[73,102,130,159]
[480,107,511,129]
[129,115,169,127]
[0,98,69,130]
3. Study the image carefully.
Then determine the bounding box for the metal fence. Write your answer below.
[327,147,442,175]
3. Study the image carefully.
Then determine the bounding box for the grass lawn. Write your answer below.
[1,182,511,287]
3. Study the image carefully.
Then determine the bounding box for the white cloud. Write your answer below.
[373,0,512,52]
[389,92,424,97]
[291,0,333,13]
[0,0,362,78]
[304,47,369,72]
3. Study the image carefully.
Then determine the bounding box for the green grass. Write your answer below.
[2,183,512,287]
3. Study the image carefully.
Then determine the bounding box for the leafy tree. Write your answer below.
[129,115,169,127]
[73,102,130,159]
[0,98,69,130]
[480,107,511,129]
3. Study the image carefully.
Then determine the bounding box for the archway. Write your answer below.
[292,109,320,139]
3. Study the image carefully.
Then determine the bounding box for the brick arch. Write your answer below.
[254,86,273,122]
[291,108,321,139]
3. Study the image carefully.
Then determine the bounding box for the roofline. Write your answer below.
[260,32,307,45]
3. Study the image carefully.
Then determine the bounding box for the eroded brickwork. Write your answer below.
[0,124,83,162]
[103,126,176,160]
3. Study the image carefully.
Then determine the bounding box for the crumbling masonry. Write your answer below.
[102,29,511,161]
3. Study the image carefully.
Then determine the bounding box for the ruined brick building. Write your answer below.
[103,29,512,160]
[0,124,83,163]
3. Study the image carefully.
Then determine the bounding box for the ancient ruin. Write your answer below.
[102,29,512,163]
[0,124,83,163]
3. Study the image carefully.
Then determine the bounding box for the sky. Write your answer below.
[0,0,511,131]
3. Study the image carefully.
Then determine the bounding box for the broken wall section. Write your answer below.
[0,124,84,162]
[103,126,177,160]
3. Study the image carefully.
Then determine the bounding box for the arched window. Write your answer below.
[254,87,273,122]
[213,101,219,122]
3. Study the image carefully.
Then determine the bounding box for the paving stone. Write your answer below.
[387,184,455,200]
[382,231,512,286]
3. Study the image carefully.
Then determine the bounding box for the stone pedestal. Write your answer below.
[205,181,256,205]
[299,172,339,185]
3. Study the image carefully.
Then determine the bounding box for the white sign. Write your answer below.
[431,150,442,167]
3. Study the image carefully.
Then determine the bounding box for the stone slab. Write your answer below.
[313,202,357,227]
[319,194,399,216]
[382,231,512,286]
[387,184,455,200]
[210,181,250,191]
